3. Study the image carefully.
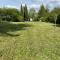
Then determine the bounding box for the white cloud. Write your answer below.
[34,0,41,2]
[27,4,40,12]
[47,0,60,3]
[28,4,40,8]
[22,4,25,6]
[5,5,19,9]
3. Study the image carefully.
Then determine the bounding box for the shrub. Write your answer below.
[16,15,24,22]
[56,14,60,24]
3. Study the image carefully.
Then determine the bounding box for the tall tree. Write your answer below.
[29,8,36,19]
[51,7,60,24]
[38,5,46,18]
[24,4,28,21]
[38,4,49,21]
[20,4,24,17]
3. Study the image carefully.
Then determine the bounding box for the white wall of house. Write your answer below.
[30,18,33,21]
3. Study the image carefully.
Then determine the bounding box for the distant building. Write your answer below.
[30,18,33,21]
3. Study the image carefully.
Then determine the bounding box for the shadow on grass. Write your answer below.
[0,22,31,37]
[52,24,60,27]
[56,24,60,27]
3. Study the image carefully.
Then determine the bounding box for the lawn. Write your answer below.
[0,22,60,60]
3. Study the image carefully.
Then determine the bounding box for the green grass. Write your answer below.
[0,22,60,60]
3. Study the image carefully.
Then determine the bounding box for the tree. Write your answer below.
[0,8,21,22]
[51,7,60,15]
[38,4,49,21]
[56,14,60,24]
[46,7,60,23]
[29,8,36,19]
[24,4,29,21]
[47,13,55,23]
[38,5,46,18]
[20,4,24,17]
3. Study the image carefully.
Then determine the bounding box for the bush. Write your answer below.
[56,14,60,24]
[46,13,56,23]
[0,8,20,22]
[16,15,24,22]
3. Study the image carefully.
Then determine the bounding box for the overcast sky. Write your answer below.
[0,0,60,11]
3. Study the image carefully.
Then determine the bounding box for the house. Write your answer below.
[30,18,33,21]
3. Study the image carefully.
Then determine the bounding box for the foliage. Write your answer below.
[29,8,36,21]
[24,4,29,21]
[46,13,55,23]
[56,14,60,24]
[51,7,60,15]
[46,7,60,24]
[0,8,21,22]
[16,15,24,22]
[38,4,49,21]
[0,5,60,23]
[20,4,24,17]
[38,5,46,17]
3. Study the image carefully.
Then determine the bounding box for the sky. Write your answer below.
[0,0,60,11]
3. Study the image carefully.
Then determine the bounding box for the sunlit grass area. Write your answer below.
[0,22,60,60]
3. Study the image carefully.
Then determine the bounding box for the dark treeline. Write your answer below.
[0,4,60,24]
[0,4,29,22]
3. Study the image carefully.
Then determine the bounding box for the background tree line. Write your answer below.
[0,4,29,22]
[0,4,60,24]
